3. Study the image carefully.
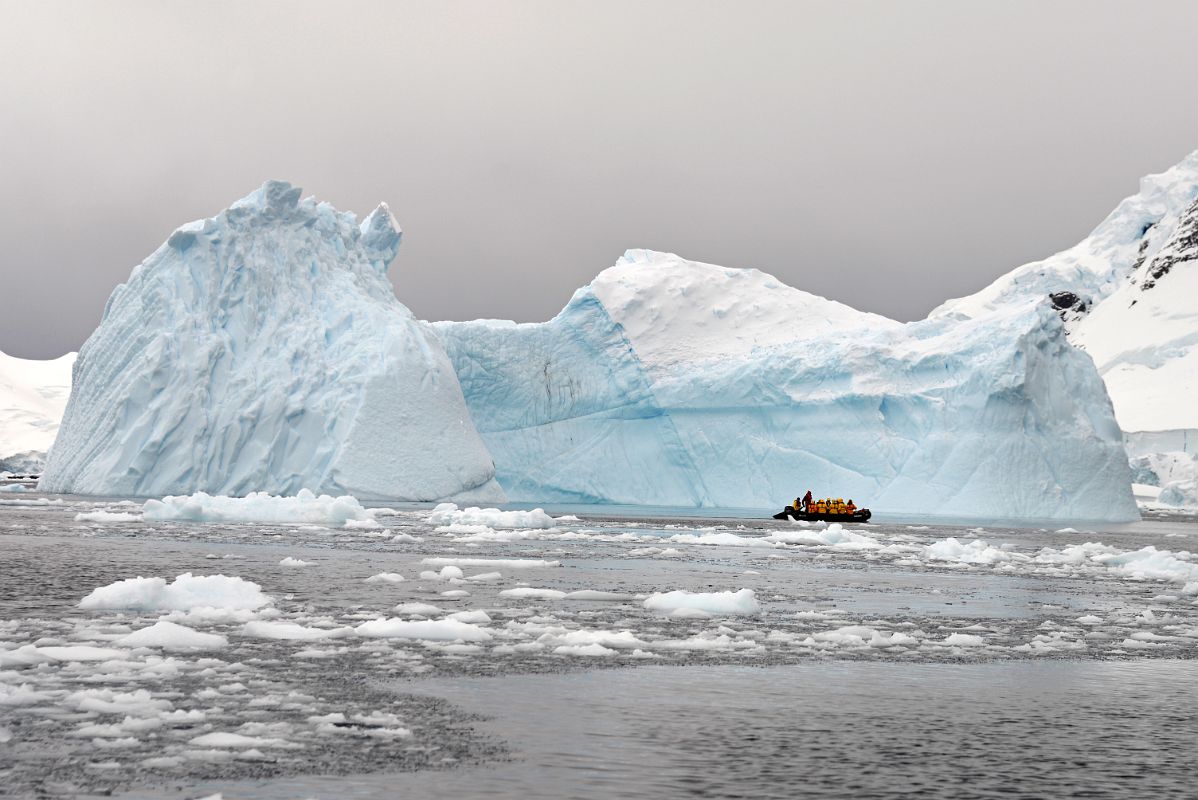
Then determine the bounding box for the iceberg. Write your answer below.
[40,181,504,502]
[436,250,1137,520]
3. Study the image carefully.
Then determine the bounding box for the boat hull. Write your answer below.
[772,508,871,522]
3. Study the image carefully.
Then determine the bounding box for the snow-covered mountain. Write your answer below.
[436,250,1136,520]
[40,181,504,502]
[0,349,75,473]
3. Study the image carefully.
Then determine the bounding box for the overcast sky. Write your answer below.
[3,0,1198,358]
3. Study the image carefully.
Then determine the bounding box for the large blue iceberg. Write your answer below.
[435,250,1137,520]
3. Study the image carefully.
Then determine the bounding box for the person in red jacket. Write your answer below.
[802,490,813,511]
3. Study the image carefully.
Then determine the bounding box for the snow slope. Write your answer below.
[436,250,1136,520]
[0,349,75,472]
[40,181,503,502]
[933,151,1198,440]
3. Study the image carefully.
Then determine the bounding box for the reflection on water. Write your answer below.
[180,660,1198,800]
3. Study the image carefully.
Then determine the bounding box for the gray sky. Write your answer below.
[3,0,1198,359]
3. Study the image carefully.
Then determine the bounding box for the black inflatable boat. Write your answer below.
[773,507,871,522]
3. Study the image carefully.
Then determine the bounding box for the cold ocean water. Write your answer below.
[2,491,1198,798]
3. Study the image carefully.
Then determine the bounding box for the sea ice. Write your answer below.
[142,490,373,526]
[118,620,228,650]
[643,588,760,616]
[79,573,272,612]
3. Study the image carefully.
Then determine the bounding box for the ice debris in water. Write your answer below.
[427,503,573,530]
[79,573,272,612]
[118,620,229,651]
[643,589,760,616]
[142,489,373,526]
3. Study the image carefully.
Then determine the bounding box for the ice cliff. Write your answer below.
[40,181,504,501]
[435,250,1137,520]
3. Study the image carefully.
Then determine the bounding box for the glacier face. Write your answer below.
[437,251,1137,520]
[40,181,504,502]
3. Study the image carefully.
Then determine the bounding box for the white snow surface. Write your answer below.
[0,348,74,470]
[78,573,272,612]
[436,249,1135,519]
[142,489,371,526]
[39,181,503,503]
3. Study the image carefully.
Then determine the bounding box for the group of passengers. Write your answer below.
[792,490,855,515]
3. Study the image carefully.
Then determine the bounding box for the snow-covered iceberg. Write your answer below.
[436,250,1137,520]
[41,181,503,502]
[0,349,75,473]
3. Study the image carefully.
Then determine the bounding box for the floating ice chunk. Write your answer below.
[31,645,129,662]
[0,484,27,493]
[279,557,311,567]
[554,643,618,656]
[354,618,492,642]
[643,588,760,616]
[142,490,373,526]
[1089,545,1198,583]
[562,590,635,601]
[0,683,55,706]
[364,572,405,584]
[190,732,295,749]
[75,510,141,523]
[119,621,228,650]
[394,602,444,617]
[923,537,1021,565]
[428,503,569,530]
[540,629,648,650]
[240,621,350,640]
[466,571,503,582]
[344,518,382,530]
[67,688,172,716]
[765,524,883,550]
[446,610,492,624]
[942,633,986,647]
[628,547,683,557]
[499,588,567,600]
[79,573,272,612]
